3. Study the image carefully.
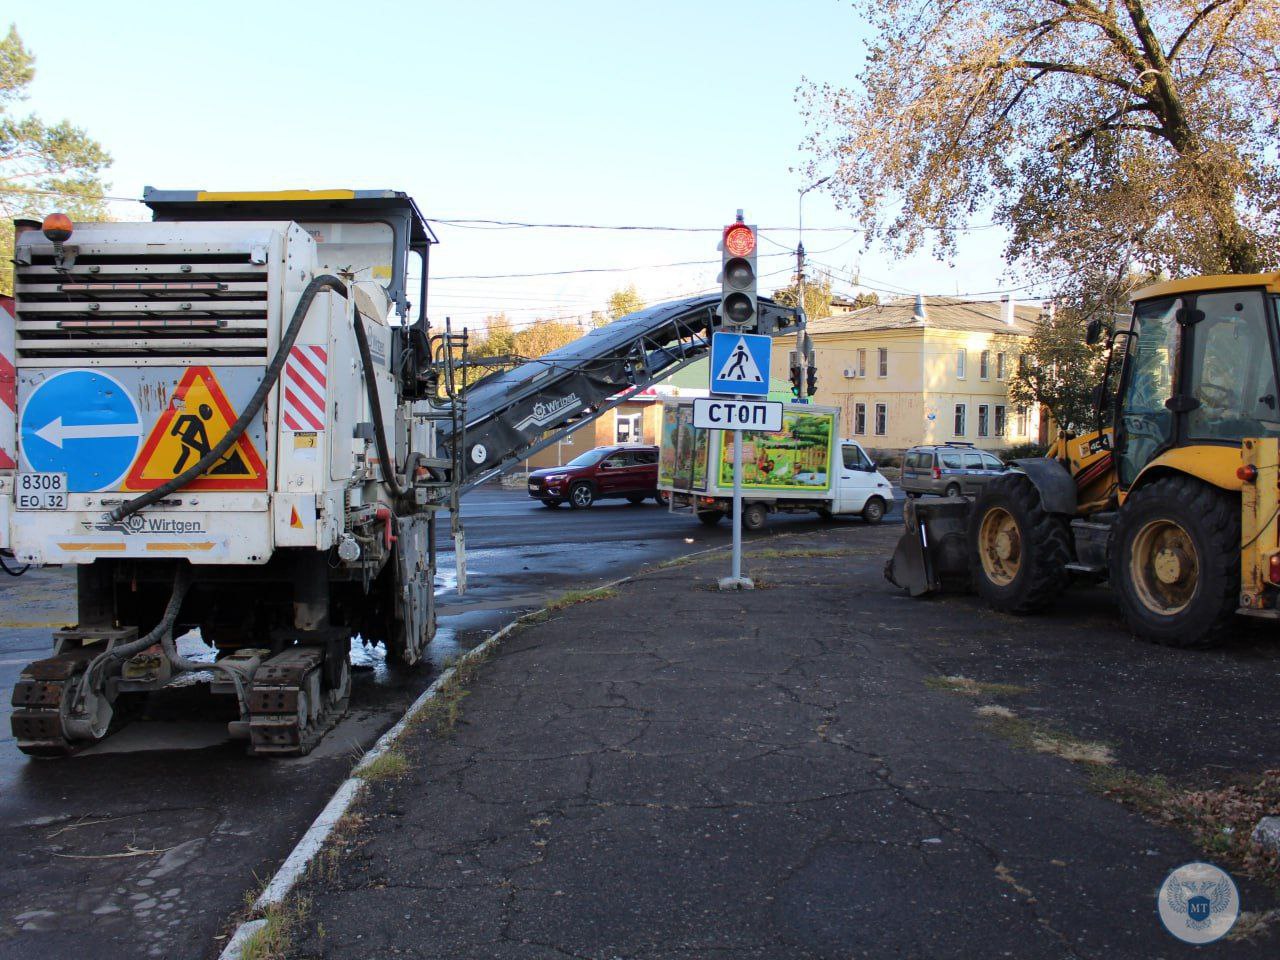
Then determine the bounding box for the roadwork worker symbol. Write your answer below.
[124,367,266,491]
[169,403,250,475]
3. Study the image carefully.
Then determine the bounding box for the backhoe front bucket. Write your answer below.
[884,497,973,596]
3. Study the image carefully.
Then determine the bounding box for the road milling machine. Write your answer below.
[888,273,1280,648]
[0,193,806,758]
[0,190,460,756]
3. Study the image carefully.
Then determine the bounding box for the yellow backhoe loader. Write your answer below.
[886,273,1280,647]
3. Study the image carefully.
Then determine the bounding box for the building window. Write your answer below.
[616,412,641,444]
[1015,405,1027,436]
[857,348,867,377]
[877,348,888,377]
[996,352,1006,380]
[977,404,989,437]
[954,403,967,436]
[994,404,1006,437]
[956,349,967,379]
[980,350,990,379]
[874,403,887,436]
[854,402,866,435]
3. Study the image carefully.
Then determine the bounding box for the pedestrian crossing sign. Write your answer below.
[123,366,267,490]
[710,331,771,397]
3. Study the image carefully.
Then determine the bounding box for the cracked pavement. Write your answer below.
[289,525,1278,959]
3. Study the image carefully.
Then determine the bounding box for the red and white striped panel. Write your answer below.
[0,295,16,470]
[282,344,328,432]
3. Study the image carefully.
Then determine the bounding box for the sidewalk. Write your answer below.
[286,525,1274,959]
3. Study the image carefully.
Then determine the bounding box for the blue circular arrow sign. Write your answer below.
[20,370,142,491]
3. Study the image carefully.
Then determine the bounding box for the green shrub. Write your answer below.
[1000,442,1047,460]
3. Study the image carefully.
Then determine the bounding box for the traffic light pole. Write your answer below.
[795,241,808,405]
[715,212,757,592]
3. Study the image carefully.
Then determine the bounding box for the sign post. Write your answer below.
[707,332,774,592]
[728,424,747,589]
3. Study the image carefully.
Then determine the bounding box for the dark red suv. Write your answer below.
[527,445,666,509]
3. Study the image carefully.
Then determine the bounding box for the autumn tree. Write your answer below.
[460,314,584,389]
[469,313,516,359]
[1,25,111,294]
[801,0,1280,309]
[606,284,646,322]
[513,318,582,358]
[1008,307,1108,435]
[771,271,836,320]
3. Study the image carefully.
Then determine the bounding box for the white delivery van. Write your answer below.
[657,400,895,530]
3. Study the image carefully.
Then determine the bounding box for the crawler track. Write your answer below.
[247,646,351,756]
[10,650,94,757]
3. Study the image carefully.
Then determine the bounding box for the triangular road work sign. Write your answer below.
[124,366,267,490]
[714,335,765,384]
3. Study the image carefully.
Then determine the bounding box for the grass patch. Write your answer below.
[975,704,1016,720]
[657,552,717,569]
[356,750,408,781]
[238,897,308,960]
[546,586,618,611]
[745,547,848,560]
[1092,767,1280,890]
[924,674,1030,698]
[308,810,367,886]
[407,647,489,738]
[518,587,619,623]
[983,713,1115,766]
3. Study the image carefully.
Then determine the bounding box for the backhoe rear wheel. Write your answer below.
[1109,475,1238,648]
[967,474,1071,613]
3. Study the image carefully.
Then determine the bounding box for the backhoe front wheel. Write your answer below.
[967,474,1071,613]
[1110,476,1238,647]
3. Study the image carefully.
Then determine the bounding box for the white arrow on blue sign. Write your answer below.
[710,331,771,397]
[20,370,142,491]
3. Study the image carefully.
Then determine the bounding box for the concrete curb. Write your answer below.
[217,613,530,959]
[215,534,788,958]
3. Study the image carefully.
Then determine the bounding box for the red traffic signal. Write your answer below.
[720,216,758,329]
[723,222,756,257]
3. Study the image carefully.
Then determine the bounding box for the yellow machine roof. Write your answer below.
[1131,272,1280,302]
[191,189,358,202]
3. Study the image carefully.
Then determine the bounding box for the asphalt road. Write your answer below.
[0,485,897,960]
[291,523,1280,959]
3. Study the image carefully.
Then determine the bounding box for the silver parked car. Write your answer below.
[901,443,1009,498]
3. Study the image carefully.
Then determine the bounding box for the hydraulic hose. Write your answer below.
[0,553,28,576]
[111,275,349,521]
[352,303,408,499]
[77,564,193,706]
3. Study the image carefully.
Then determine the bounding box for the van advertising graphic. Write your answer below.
[715,410,834,491]
[659,403,709,491]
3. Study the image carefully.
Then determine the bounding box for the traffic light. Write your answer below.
[789,351,802,398]
[719,214,757,329]
[806,365,818,397]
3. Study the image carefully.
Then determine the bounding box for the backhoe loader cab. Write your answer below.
[886,272,1280,648]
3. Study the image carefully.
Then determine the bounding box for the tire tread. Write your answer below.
[970,474,1071,613]
[1110,475,1238,648]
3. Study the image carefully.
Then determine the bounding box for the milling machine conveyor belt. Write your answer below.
[444,295,800,488]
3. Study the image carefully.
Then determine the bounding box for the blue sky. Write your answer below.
[14,1,1029,331]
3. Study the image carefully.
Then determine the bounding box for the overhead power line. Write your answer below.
[433,248,795,281]
[429,216,1004,234]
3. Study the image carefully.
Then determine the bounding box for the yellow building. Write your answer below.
[771,295,1044,455]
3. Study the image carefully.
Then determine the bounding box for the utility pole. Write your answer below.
[796,176,829,406]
